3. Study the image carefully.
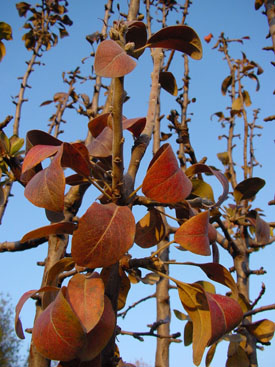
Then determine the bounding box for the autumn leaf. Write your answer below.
[135,208,166,248]
[142,144,192,203]
[204,33,213,43]
[246,319,275,343]
[159,71,178,96]
[71,203,136,268]
[20,222,76,243]
[32,287,86,361]
[233,177,265,203]
[174,211,211,256]
[94,39,136,78]
[66,273,105,333]
[146,25,202,60]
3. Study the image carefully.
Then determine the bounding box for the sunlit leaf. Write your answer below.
[185,163,229,208]
[61,142,91,177]
[0,22,13,41]
[22,145,59,174]
[32,287,86,361]
[72,203,135,268]
[174,211,211,256]
[231,97,243,111]
[87,126,113,157]
[66,273,105,333]
[146,25,202,60]
[77,295,115,362]
[184,262,238,300]
[20,222,76,243]
[191,178,214,202]
[173,309,189,321]
[242,90,252,107]
[94,39,136,78]
[135,208,166,248]
[122,117,146,137]
[246,319,275,343]
[24,146,65,211]
[16,2,31,17]
[142,144,192,203]
[217,151,229,165]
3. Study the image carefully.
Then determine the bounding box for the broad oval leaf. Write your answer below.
[20,222,76,243]
[174,211,211,256]
[87,126,113,157]
[142,144,192,203]
[94,39,136,78]
[71,203,136,268]
[159,71,178,96]
[125,20,147,58]
[135,208,166,248]
[24,147,65,212]
[61,142,91,177]
[123,117,146,137]
[66,273,105,333]
[32,287,86,361]
[146,25,202,60]
[22,145,59,174]
[233,177,265,203]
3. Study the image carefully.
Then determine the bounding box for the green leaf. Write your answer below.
[9,136,25,156]
[191,178,215,202]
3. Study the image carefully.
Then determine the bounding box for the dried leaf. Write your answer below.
[221,75,232,96]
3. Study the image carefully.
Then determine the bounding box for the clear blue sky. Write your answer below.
[1,1,275,366]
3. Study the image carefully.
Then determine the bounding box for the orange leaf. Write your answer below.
[71,203,136,268]
[146,25,202,60]
[22,145,59,174]
[62,142,91,177]
[142,144,192,203]
[32,287,86,361]
[159,71,178,96]
[66,273,105,333]
[174,211,211,255]
[20,222,77,243]
[78,295,116,361]
[94,39,136,78]
[204,33,213,43]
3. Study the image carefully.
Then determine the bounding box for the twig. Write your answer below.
[0,237,47,253]
[0,115,13,131]
[118,293,156,319]
[251,283,266,309]
[244,303,275,318]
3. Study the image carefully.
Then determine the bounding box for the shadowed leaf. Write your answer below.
[135,208,166,248]
[117,268,131,310]
[94,39,136,78]
[221,75,232,96]
[142,143,192,203]
[146,25,202,60]
[20,222,76,243]
[126,21,147,58]
[185,163,229,208]
[233,177,265,203]
[159,71,178,95]
[174,211,211,256]
[87,126,113,157]
[71,203,135,268]
[62,142,91,177]
[123,117,146,137]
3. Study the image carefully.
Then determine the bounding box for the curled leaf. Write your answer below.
[135,208,166,248]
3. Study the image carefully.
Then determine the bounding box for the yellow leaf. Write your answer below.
[246,319,275,343]
[232,97,243,111]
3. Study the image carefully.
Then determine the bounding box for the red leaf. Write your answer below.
[77,296,115,362]
[22,145,60,174]
[123,117,146,137]
[71,203,136,268]
[94,39,136,78]
[204,33,213,43]
[135,208,166,248]
[142,144,192,203]
[206,293,243,345]
[87,126,113,157]
[24,146,65,211]
[66,273,105,333]
[146,25,202,60]
[20,222,77,243]
[62,142,91,177]
[88,113,111,138]
[174,211,211,255]
[32,287,86,361]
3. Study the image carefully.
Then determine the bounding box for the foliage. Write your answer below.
[0,294,25,367]
[0,1,274,367]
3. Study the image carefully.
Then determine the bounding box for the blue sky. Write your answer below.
[1,0,275,366]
